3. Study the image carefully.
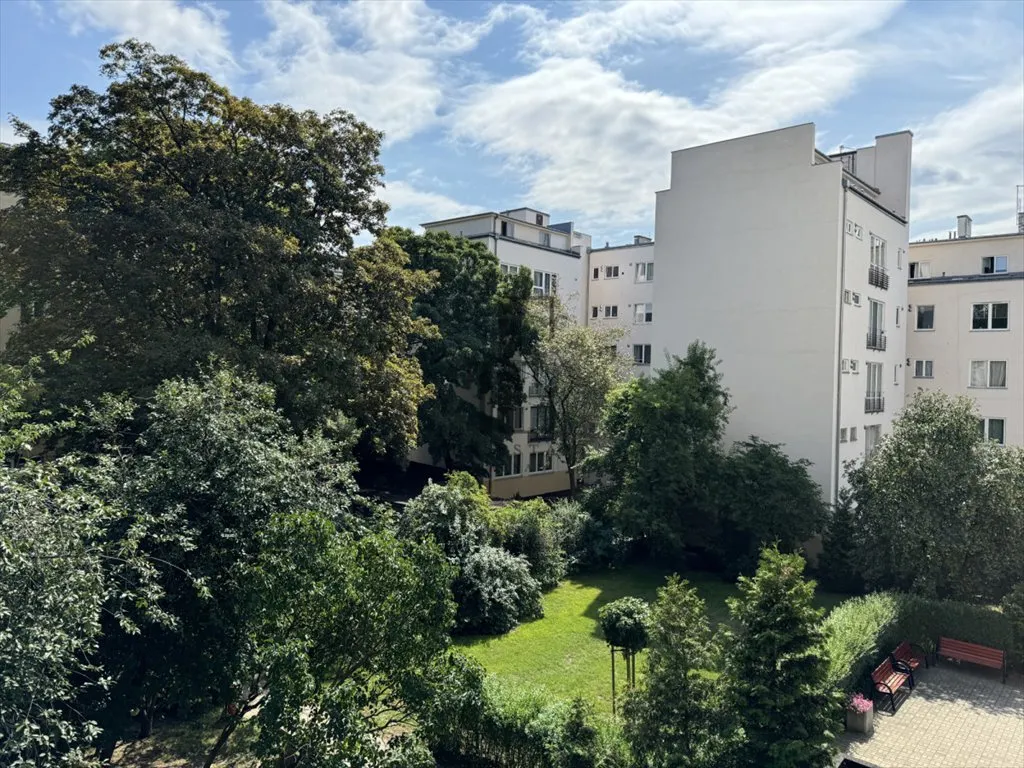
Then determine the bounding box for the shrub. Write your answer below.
[597,597,650,653]
[1002,584,1024,667]
[549,499,623,572]
[400,479,487,563]
[823,592,901,692]
[485,500,567,589]
[455,546,543,635]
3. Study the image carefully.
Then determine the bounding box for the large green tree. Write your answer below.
[845,390,1024,601]
[623,577,724,768]
[585,341,730,557]
[0,40,433,456]
[723,547,841,768]
[528,300,628,493]
[390,228,536,472]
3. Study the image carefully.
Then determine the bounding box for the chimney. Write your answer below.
[633,235,652,245]
[956,214,972,239]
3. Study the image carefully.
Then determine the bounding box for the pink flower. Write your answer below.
[848,693,873,713]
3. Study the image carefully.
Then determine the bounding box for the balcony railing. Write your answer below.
[527,383,545,398]
[866,329,887,351]
[868,264,889,290]
[528,430,552,443]
[865,395,885,414]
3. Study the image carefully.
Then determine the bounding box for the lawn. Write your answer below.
[457,564,848,713]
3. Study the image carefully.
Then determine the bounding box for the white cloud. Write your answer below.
[383,179,479,228]
[58,0,235,75]
[450,0,898,231]
[912,70,1024,236]
[245,0,513,143]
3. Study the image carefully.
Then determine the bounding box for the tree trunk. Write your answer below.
[567,466,577,495]
[204,717,240,768]
[96,736,118,765]
[137,706,154,739]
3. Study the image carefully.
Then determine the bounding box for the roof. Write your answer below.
[907,271,1023,286]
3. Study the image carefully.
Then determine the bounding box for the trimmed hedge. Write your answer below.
[824,591,1018,693]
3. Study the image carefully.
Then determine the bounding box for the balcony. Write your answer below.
[528,430,552,443]
[527,382,545,398]
[866,329,887,351]
[868,264,889,290]
[865,395,885,414]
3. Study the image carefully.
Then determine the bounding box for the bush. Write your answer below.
[426,675,629,768]
[400,479,488,564]
[549,499,623,572]
[485,500,567,589]
[1002,584,1024,668]
[455,546,543,635]
[817,490,864,594]
[824,591,1018,693]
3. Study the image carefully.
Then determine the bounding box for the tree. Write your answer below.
[598,597,650,713]
[723,547,841,768]
[846,391,1024,601]
[623,577,724,768]
[714,437,827,575]
[207,511,456,767]
[586,341,730,557]
[0,40,433,456]
[529,302,628,493]
[390,228,537,473]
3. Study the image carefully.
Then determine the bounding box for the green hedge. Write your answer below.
[824,592,1018,693]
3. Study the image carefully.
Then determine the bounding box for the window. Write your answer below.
[895,306,902,327]
[850,359,860,374]
[866,362,883,398]
[500,220,513,237]
[969,360,1007,388]
[854,224,863,240]
[604,305,618,318]
[605,265,619,279]
[500,406,524,431]
[978,418,1006,445]
[868,299,885,334]
[843,289,852,304]
[494,452,522,477]
[541,232,551,247]
[914,360,933,378]
[972,302,1008,330]
[591,306,599,319]
[845,219,855,235]
[634,302,653,324]
[909,261,930,279]
[533,270,556,297]
[840,427,849,443]
[841,359,850,373]
[592,267,600,280]
[870,234,886,268]
[893,365,900,386]
[635,261,654,282]
[535,213,543,226]
[916,304,934,330]
[849,426,858,441]
[633,344,652,366]
[982,256,1008,274]
[864,425,882,458]
[897,247,904,270]
[500,262,520,276]
[528,450,553,473]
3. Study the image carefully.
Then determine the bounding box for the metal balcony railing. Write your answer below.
[866,329,887,351]
[868,264,889,290]
[528,430,552,443]
[865,395,885,414]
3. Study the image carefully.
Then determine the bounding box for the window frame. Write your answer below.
[634,302,653,324]
[982,255,1008,274]
[604,265,620,279]
[969,360,1007,389]
[635,261,654,282]
[914,360,933,379]
[632,343,652,366]
[979,418,1006,445]
[915,304,935,331]
[971,302,1009,331]
[592,267,600,280]
[604,305,618,319]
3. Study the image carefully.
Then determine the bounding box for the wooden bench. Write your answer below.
[871,656,912,713]
[936,636,1007,683]
[889,640,929,685]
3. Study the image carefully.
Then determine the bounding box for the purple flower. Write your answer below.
[848,693,873,713]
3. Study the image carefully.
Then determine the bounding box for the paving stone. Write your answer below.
[837,663,1024,768]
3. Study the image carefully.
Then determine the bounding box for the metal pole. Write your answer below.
[611,646,616,716]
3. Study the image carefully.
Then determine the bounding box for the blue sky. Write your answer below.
[2,0,1022,245]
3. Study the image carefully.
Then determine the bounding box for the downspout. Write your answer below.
[833,179,849,506]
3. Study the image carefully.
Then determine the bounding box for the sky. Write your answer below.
[1,0,1022,245]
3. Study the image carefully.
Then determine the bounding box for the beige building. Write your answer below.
[587,236,655,374]
[906,215,1024,446]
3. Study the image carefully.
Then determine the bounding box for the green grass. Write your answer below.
[457,565,848,713]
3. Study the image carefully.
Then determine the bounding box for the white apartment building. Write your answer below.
[653,123,912,503]
[906,214,1024,446]
[420,207,592,497]
[587,236,655,374]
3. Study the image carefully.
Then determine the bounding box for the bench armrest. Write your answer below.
[892,659,912,675]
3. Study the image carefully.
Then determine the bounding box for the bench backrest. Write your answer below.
[871,657,896,681]
[892,641,913,660]
[937,636,1004,664]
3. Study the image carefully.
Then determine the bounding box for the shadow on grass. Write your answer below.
[112,709,259,767]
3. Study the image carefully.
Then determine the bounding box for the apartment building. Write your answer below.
[653,123,912,503]
[420,208,592,497]
[906,214,1024,446]
[587,236,655,374]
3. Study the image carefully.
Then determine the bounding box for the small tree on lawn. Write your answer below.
[598,597,650,713]
[623,577,724,768]
[723,546,841,768]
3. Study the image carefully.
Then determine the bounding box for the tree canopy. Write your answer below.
[0,40,433,456]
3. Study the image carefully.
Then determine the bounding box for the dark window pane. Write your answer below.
[972,303,989,329]
[992,303,1008,329]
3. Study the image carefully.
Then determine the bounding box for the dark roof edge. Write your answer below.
[908,271,1024,286]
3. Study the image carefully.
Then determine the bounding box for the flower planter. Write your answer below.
[846,706,874,735]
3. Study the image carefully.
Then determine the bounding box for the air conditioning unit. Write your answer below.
[841,359,850,373]
[850,360,860,374]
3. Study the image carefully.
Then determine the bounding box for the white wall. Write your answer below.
[587,242,655,373]
[909,233,1024,278]
[654,124,847,499]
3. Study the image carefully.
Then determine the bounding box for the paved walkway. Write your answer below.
[838,663,1023,768]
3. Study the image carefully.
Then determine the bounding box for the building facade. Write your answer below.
[587,237,655,374]
[906,216,1024,446]
[652,123,912,503]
